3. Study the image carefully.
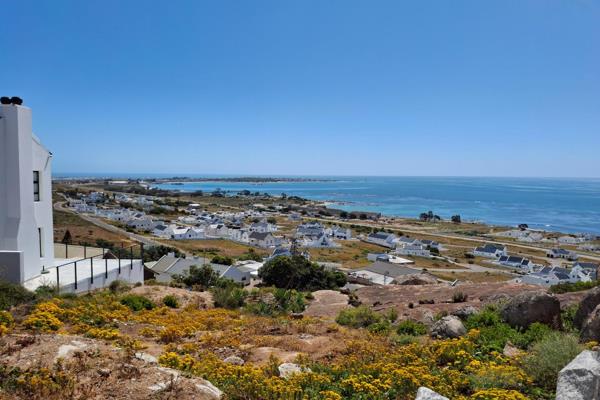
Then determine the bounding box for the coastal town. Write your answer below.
[55,178,600,291]
[3,99,600,399]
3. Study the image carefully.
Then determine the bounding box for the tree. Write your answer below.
[259,255,347,291]
[211,255,233,265]
[173,265,220,289]
[61,230,73,245]
[340,211,348,219]
[451,215,461,224]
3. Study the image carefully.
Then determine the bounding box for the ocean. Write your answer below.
[140,176,600,235]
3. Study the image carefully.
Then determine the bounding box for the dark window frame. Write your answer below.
[33,170,40,201]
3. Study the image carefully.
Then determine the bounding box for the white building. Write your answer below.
[0,99,143,292]
[0,100,55,283]
[365,232,397,248]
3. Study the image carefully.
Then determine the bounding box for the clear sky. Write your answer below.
[2,1,599,177]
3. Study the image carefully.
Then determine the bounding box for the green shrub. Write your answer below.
[522,332,583,391]
[385,308,398,323]
[162,295,179,309]
[244,288,306,316]
[367,320,391,334]
[0,281,36,310]
[561,304,579,332]
[120,294,155,311]
[452,291,468,303]
[336,306,383,328]
[259,255,347,291]
[396,320,427,336]
[550,280,600,294]
[212,286,247,309]
[109,280,130,294]
[211,255,234,265]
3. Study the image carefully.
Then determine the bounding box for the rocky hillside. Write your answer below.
[1,280,600,399]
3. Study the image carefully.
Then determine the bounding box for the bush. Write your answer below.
[162,295,179,309]
[109,280,130,294]
[120,294,155,311]
[0,281,36,310]
[550,280,600,294]
[244,288,306,316]
[336,306,383,328]
[522,332,583,391]
[259,255,347,291]
[452,291,468,303]
[212,286,247,309]
[396,320,427,336]
[211,255,233,266]
[173,265,221,289]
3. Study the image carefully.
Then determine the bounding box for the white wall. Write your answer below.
[0,104,54,283]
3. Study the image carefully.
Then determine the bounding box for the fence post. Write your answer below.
[65,242,68,258]
[74,261,78,291]
[90,257,94,285]
[84,244,87,258]
[130,246,133,270]
[56,266,60,293]
[105,257,108,279]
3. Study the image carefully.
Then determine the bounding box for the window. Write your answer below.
[33,171,40,201]
[38,227,44,257]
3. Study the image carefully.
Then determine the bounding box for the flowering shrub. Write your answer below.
[22,302,63,332]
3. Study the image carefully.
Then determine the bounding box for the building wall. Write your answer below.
[0,104,54,283]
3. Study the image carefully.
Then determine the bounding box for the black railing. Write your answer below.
[54,242,144,292]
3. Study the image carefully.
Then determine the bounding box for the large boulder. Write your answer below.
[556,350,600,400]
[500,291,561,329]
[575,287,600,329]
[430,316,466,339]
[415,387,449,400]
[581,304,600,343]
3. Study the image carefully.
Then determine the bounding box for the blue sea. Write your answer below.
[135,176,600,235]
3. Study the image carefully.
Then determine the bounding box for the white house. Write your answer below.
[366,232,397,248]
[126,216,155,231]
[546,248,579,261]
[249,221,277,233]
[0,100,55,283]
[394,244,431,258]
[328,225,352,240]
[248,232,277,248]
[473,243,507,258]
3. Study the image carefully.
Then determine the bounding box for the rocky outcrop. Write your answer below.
[223,355,245,365]
[430,316,466,339]
[500,291,561,329]
[556,350,600,400]
[415,387,449,400]
[575,287,600,329]
[581,305,600,343]
[278,363,311,379]
[451,306,479,320]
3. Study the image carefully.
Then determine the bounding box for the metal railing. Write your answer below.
[53,242,144,292]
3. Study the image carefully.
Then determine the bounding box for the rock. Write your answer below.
[415,386,449,400]
[581,304,600,343]
[575,286,600,329]
[278,363,310,379]
[97,368,111,377]
[223,355,245,366]
[501,291,561,329]
[194,379,223,399]
[135,352,158,364]
[451,306,479,320]
[556,350,600,400]
[430,316,466,339]
[394,274,438,285]
[502,342,521,358]
[290,312,304,319]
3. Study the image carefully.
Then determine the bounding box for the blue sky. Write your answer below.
[2,1,599,177]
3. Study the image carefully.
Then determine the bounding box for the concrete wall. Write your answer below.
[0,104,54,283]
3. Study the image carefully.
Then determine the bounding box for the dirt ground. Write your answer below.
[129,285,213,309]
[0,334,221,400]
[355,282,543,323]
